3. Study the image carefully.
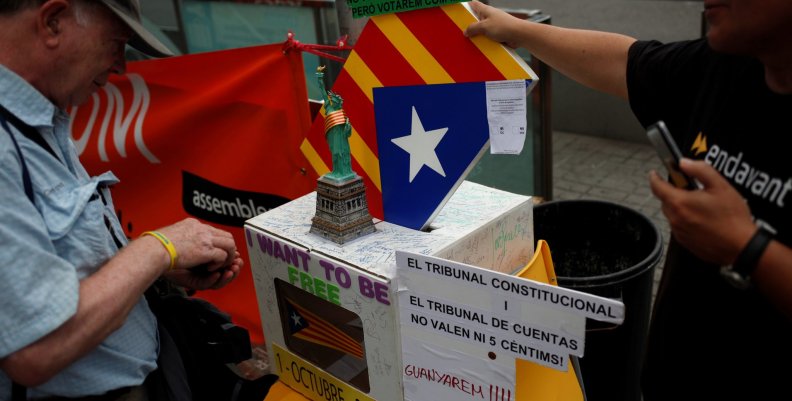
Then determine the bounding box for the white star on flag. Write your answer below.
[291,312,302,326]
[391,106,449,183]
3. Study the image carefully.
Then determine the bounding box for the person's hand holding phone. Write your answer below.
[646,121,702,190]
[649,156,755,266]
[646,121,754,263]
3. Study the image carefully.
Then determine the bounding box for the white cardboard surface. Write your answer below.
[246,181,534,401]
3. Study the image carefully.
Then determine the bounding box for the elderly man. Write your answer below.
[0,1,242,399]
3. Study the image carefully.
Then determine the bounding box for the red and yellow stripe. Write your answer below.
[301,3,537,219]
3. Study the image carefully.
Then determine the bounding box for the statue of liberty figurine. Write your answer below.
[317,66,355,182]
[310,66,375,244]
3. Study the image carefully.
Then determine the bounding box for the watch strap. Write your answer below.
[733,227,773,278]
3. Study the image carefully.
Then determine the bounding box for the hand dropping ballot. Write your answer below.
[396,250,624,401]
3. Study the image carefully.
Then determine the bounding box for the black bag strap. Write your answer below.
[0,104,61,205]
[1,106,54,401]
[0,113,34,204]
[1,106,126,251]
[1,107,127,400]
[0,105,58,160]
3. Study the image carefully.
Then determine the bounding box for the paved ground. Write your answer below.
[551,131,670,300]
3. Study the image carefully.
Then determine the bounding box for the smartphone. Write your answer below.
[646,121,700,190]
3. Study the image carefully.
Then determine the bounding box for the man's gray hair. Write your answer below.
[0,0,97,26]
[72,0,100,26]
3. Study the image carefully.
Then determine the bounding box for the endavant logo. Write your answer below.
[70,73,160,163]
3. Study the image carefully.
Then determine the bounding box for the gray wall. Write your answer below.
[490,0,703,143]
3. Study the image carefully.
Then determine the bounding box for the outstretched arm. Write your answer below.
[465,1,636,99]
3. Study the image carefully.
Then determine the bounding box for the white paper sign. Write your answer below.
[401,293,585,358]
[396,251,626,400]
[402,338,516,401]
[486,80,528,155]
[394,251,585,401]
[397,251,624,324]
[396,252,586,372]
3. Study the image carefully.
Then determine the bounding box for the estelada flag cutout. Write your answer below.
[375,81,493,230]
[285,298,364,359]
[71,43,316,344]
[301,2,537,225]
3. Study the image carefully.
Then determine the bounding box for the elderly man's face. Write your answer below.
[704,0,792,58]
[51,1,132,108]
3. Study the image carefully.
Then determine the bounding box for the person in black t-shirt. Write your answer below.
[466,1,792,399]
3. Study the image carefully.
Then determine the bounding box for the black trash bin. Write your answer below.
[533,200,662,401]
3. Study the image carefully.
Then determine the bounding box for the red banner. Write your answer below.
[72,43,317,344]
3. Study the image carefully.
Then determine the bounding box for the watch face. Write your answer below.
[719,265,752,290]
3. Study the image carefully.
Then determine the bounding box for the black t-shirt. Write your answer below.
[627,39,792,400]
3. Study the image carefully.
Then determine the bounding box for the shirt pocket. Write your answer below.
[38,172,120,278]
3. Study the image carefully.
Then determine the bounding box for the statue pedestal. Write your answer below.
[309,175,376,244]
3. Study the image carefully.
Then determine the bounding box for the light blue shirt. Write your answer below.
[0,64,158,399]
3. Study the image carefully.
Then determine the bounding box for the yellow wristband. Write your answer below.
[141,231,178,271]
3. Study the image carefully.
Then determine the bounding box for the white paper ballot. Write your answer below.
[485,80,528,155]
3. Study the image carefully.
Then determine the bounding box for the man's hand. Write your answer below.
[164,252,243,290]
[649,158,755,265]
[153,218,243,290]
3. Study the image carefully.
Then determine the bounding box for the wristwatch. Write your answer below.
[721,226,773,289]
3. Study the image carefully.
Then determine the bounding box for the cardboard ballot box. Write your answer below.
[245,181,533,401]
